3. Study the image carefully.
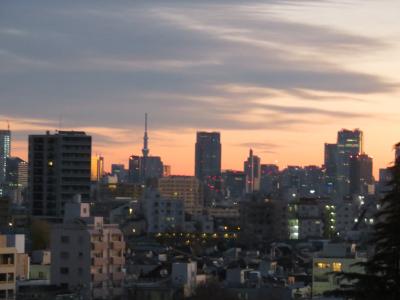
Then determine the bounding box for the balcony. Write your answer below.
[111,241,124,250]
[91,242,106,252]
[0,264,15,274]
[91,257,107,266]
[111,257,124,265]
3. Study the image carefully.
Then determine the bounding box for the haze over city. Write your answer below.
[1,0,400,175]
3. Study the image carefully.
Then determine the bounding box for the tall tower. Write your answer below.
[0,128,11,186]
[142,113,149,158]
[195,131,221,181]
[244,149,261,193]
[336,129,363,197]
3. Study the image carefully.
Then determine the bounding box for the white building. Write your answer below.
[50,197,125,299]
[143,190,185,233]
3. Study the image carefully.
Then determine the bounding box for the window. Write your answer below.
[332,262,342,272]
[60,252,69,259]
[316,262,331,269]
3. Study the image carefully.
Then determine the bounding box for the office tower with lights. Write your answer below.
[336,129,363,197]
[28,131,91,219]
[5,157,28,204]
[195,132,221,181]
[0,130,11,193]
[244,149,261,193]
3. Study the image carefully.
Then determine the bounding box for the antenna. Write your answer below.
[142,112,149,157]
[6,120,10,131]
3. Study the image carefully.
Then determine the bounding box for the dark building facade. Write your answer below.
[111,164,128,183]
[28,131,91,219]
[222,170,245,200]
[128,155,141,183]
[195,132,221,181]
[239,199,288,244]
[260,164,279,196]
[349,154,373,196]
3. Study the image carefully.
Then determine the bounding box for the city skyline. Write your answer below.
[1,0,400,177]
[2,124,395,179]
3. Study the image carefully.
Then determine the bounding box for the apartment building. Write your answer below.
[0,235,29,300]
[158,176,203,216]
[51,197,125,299]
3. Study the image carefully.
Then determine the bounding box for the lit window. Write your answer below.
[332,262,342,272]
[316,262,331,269]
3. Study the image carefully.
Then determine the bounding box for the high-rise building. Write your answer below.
[142,156,163,180]
[6,157,28,188]
[5,157,28,204]
[260,164,279,195]
[337,129,363,155]
[336,129,363,197]
[244,149,261,193]
[222,170,245,200]
[28,131,91,219]
[195,132,221,181]
[128,155,141,183]
[0,129,11,189]
[51,197,125,299]
[349,154,374,196]
[158,176,204,215]
[91,155,104,182]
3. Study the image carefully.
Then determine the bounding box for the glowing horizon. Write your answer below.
[1,0,399,178]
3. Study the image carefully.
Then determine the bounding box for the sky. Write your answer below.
[1,0,399,177]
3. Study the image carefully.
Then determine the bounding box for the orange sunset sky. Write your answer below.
[1,0,400,178]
